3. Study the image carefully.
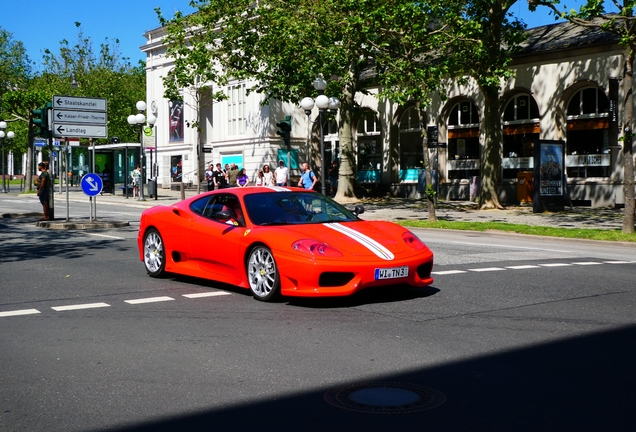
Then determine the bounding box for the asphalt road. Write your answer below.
[1,202,635,432]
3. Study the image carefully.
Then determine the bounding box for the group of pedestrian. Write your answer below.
[203,160,294,190]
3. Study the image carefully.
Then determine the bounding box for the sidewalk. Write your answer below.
[2,186,629,231]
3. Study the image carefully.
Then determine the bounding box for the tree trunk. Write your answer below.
[622,46,635,233]
[479,85,504,209]
[334,80,357,201]
[417,104,437,221]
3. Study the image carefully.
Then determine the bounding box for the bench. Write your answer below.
[119,185,134,196]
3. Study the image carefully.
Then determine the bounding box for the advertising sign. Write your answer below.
[533,140,565,212]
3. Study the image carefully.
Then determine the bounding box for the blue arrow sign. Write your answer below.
[81,173,103,197]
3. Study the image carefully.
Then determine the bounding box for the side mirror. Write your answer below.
[214,209,233,220]
[353,205,365,216]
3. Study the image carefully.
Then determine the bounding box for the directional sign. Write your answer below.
[34,138,47,147]
[53,109,107,125]
[52,124,107,139]
[53,95,107,112]
[81,173,103,197]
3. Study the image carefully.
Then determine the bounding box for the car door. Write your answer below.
[188,194,246,285]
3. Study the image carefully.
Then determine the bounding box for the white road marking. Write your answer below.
[604,261,635,264]
[124,296,174,304]
[572,261,602,266]
[86,233,124,240]
[432,270,468,275]
[52,303,110,311]
[506,265,541,269]
[444,241,570,253]
[468,267,506,272]
[539,263,572,267]
[0,309,41,317]
[183,292,231,298]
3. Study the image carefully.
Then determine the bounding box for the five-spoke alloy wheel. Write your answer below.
[247,246,280,301]
[143,228,166,277]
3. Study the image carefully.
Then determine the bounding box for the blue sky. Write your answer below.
[3,1,598,68]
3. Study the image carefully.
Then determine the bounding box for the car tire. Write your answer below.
[247,246,280,301]
[143,228,166,277]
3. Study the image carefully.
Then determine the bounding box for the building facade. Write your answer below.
[142,20,629,207]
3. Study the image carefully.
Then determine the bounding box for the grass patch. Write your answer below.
[399,219,636,242]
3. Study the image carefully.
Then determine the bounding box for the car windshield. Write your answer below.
[244,191,360,226]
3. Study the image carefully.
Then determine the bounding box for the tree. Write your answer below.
[159,0,406,200]
[156,9,229,191]
[369,0,467,221]
[530,1,635,233]
[449,1,527,209]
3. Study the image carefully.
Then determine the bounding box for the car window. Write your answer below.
[244,191,358,225]
[190,196,212,216]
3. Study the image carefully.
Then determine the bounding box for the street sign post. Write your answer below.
[51,95,108,139]
[52,124,107,139]
[53,96,107,112]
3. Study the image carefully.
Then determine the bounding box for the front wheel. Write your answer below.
[143,228,166,277]
[247,246,280,301]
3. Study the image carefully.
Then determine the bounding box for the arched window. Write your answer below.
[399,107,424,182]
[447,100,480,180]
[356,110,382,183]
[566,86,610,178]
[502,94,541,179]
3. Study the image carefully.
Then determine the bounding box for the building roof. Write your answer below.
[518,17,619,56]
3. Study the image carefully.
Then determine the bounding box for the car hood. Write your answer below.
[253,220,418,260]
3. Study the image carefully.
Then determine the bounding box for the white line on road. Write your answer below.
[432,270,468,275]
[183,292,232,298]
[0,309,41,317]
[604,261,636,264]
[468,267,506,272]
[539,263,572,267]
[124,296,175,304]
[572,262,603,266]
[506,265,541,269]
[52,303,111,311]
[443,241,570,253]
[86,233,124,240]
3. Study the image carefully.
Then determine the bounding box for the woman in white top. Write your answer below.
[262,164,274,186]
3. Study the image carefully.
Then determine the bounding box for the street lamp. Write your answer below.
[300,77,340,195]
[0,121,15,194]
[127,101,156,201]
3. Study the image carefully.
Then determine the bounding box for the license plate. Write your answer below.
[374,266,409,280]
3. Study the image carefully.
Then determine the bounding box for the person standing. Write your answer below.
[37,162,51,221]
[131,165,141,198]
[274,160,289,186]
[262,164,273,186]
[205,164,215,191]
[298,162,317,190]
[227,163,239,187]
[328,161,339,196]
[212,163,225,189]
[237,168,249,187]
[255,169,265,186]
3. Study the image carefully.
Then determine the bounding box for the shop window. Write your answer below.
[502,94,540,179]
[399,107,424,172]
[356,110,381,183]
[566,87,611,178]
[448,101,479,126]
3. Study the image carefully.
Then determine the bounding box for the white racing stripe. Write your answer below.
[326,223,394,260]
[263,186,291,192]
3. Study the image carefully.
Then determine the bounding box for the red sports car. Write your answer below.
[137,187,434,301]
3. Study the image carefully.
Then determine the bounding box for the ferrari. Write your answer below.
[137,187,434,301]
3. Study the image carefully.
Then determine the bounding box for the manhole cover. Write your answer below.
[324,382,445,414]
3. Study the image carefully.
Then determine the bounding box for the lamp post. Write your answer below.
[300,77,340,195]
[0,122,14,194]
[127,101,156,201]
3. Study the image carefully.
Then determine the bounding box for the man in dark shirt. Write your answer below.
[212,163,226,189]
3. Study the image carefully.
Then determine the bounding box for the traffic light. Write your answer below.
[32,103,51,137]
[276,116,292,145]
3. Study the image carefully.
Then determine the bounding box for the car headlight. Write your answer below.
[292,240,343,257]
[402,231,426,250]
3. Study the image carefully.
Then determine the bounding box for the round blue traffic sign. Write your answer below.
[81,173,103,197]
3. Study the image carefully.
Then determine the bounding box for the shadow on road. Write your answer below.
[101,324,635,432]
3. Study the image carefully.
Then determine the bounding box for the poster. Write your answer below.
[539,142,563,196]
[169,100,184,142]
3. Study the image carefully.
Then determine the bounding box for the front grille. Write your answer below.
[416,262,433,279]
[319,272,355,287]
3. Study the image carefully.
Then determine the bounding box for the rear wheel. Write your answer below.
[247,246,280,301]
[143,228,166,277]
